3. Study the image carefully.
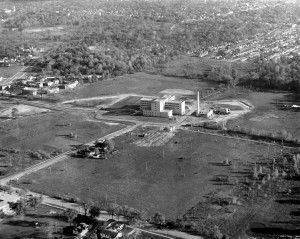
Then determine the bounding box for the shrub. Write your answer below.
[253,166,258,179]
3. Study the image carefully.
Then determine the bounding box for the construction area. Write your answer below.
[61,91,252,126]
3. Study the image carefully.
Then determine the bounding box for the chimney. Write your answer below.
[197,91,200,116]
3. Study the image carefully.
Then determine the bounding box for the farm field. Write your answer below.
[0,204,69,239]
[20,128,283,226]
[210,90,300,139]
[53,72,216,102]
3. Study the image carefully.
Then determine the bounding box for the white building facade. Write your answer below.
[140,95,185,118]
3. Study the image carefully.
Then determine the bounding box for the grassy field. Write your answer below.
[0,204,68,239]
[20,128,281,222]
[69,98,116,108]
[0,111,124,176]
[154,56,254,79]
[210,89,300,139]
[54,72,216,102]
[109,96,142,109]
[0,111,125,153]
[0,65,25,78]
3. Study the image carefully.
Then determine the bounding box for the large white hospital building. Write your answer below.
[140,95,185,118]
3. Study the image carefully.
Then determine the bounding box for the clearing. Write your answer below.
[210,90,300,139]
[154,56,254,79]
[0,104,49,118]
[0,111,125,153]
[53,72,216,102]
[20,128,281,222]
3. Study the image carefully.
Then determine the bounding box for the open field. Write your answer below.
[0,204,68,239]
[0,104,49,118]
[210,90,300,139]
[0,111,125,153]
[20,128,283,224]
[109,96,142,109]
[54,72,216,102]
[0,65,25,79]
[67,98,117,108]
[0,101,15,111]
[155,56,254,79]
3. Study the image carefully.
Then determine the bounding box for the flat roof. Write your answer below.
[140,98,153,101]
[165,100,184,104]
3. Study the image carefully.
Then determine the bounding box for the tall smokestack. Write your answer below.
[197,91,200,116]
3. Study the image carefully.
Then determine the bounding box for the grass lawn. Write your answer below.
[0,204,68,239]
[0,111,125,153]
[20,128,281,221]
[70,98,115,108]
[210,89,300,139]
[109,96,142,109]
[0,66,25,78]
[53,72,216,102]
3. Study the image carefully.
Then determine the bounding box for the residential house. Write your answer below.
[0,85,6,90]
[0,193,19,215]
[35,82,44,88]
[98,220,124,239]
[73,223,89,238]
[22,87,38,96]
[45,87,59,94]
[51,79,60,85]
[198,109,213,118]
[43,81,54,87]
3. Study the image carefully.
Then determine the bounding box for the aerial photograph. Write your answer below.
[0,0,299,238]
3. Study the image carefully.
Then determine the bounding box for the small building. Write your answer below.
[44,87,59,94]
[43,81,54,87]
[0,84,10,90]
[51,79,60,85]
[35,82,44,88]
[73,223,89,238]
[98,220,124,239]
[22,87,38,96]
[198,109,213,118]
[26,75,36,81]
[0,193,20,215]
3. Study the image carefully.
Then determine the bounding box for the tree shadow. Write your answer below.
[4,220,36,227]
[230,171,250,175]
[250,226,300,235]
[275,199,300,204]
[25,213,66,221]
[290,211,300,217]
[209,162,228,166]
